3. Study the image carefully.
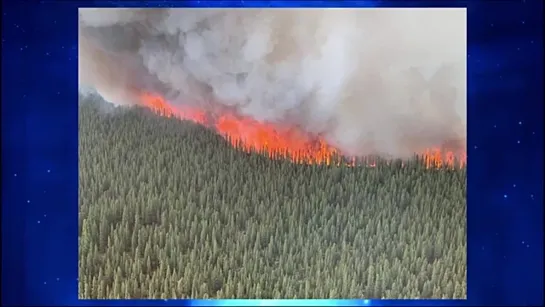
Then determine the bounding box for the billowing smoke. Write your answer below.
[79,8,466,158]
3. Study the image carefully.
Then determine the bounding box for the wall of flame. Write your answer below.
[140,93,466,169]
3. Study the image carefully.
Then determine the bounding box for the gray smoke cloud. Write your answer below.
[79,8,467,158]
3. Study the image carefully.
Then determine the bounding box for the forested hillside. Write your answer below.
[78,98,467,299]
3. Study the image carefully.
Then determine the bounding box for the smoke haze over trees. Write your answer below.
[79,8,467,159]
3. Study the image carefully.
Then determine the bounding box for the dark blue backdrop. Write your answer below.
[1,1,543,306]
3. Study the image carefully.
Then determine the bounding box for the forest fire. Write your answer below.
[139,93,466,169]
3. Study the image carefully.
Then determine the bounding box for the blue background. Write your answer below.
[1,0,543,306]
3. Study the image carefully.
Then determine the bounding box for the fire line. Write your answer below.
[139,93,467,169]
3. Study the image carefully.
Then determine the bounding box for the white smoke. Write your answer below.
[79,8,467,158]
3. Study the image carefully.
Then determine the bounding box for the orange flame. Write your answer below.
[139,93,466,169]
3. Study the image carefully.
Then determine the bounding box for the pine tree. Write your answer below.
[78,99,467,299]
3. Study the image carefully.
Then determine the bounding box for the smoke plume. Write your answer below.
[79,8,467,158]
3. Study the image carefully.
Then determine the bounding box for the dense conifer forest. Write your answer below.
[78,97,467,299]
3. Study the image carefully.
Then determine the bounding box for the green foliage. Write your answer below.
[78,98,467,299]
